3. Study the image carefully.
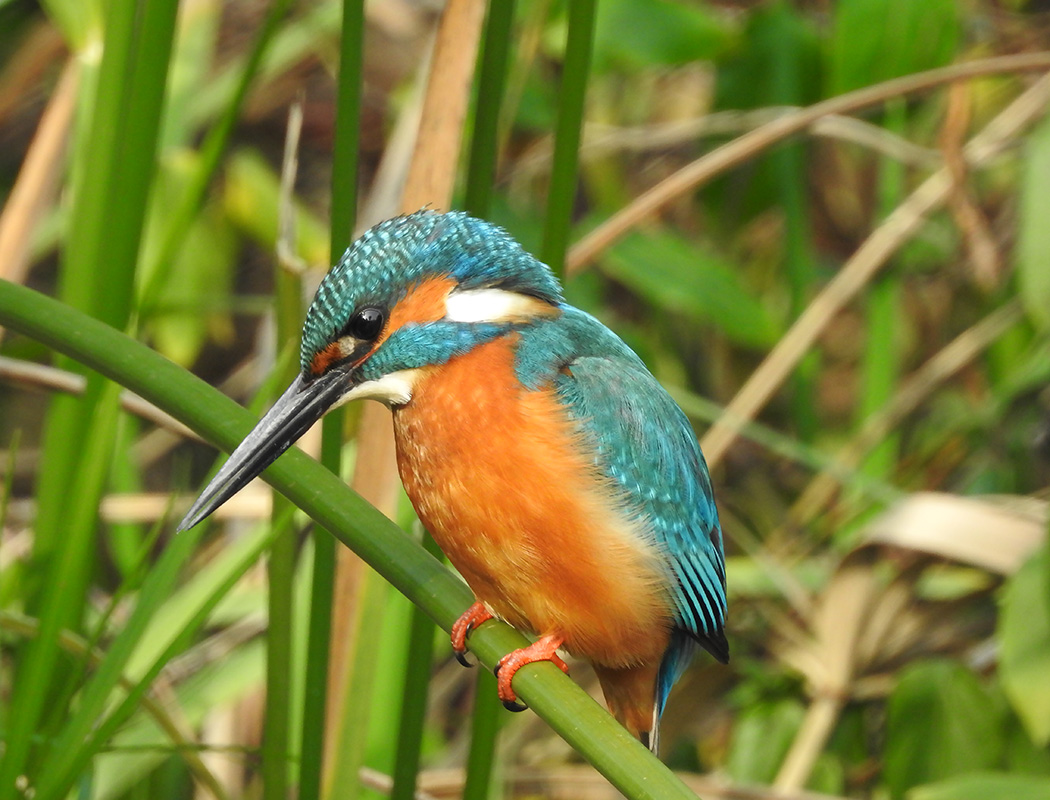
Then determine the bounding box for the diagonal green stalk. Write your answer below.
[0,611,228,800]
[1,1,180,795]
[0,279,703,800]
[32,525,203,800]
[37,508,295,800]
[540,0,596,278]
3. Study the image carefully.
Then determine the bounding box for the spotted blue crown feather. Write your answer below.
[301,210,563,371]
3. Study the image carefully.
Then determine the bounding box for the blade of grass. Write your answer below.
[462,674,504,800]
[463,0,516,217]
[0,611,228,800]
[0,279,705,800]
[328,0,363,257]
[39,501,177,755]
[324,569,391,800]
[857,100,907,489]
[765,3,819,442]
[540,0,596,278]
[389,533,443,800]
[32,525,203,799]
[30,0,177,586]
[34,507,296,800]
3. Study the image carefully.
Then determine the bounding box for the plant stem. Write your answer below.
[541,0,596,278]
[390,533,443,800]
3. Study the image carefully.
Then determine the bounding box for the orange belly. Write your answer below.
[392,335,672,669]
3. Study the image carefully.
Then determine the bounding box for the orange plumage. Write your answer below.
[393,333,674,736]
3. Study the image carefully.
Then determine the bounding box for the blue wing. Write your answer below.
[515,307,728,666]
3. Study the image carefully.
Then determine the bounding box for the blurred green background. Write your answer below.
[1,0,1050,798]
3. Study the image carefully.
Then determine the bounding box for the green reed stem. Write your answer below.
[859,100,906,486]
[462,672,505,800]
[390,533,444,800]
[464,0,516,217]
[540,0,596,279]
[263,231,307,800]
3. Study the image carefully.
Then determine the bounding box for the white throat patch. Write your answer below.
[333,368,422,409]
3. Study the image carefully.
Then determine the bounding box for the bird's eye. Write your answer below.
[345,306,385,341]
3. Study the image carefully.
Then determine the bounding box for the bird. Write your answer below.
[178,209,728,753]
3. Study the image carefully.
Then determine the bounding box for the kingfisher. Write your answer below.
[178,210,728,752]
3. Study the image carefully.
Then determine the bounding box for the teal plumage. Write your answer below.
[179,209,728,753]
[512,305,729,716]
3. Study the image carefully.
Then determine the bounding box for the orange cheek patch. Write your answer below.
[310,342,345,376]
[308,276,454,376]
[379,276,456,346]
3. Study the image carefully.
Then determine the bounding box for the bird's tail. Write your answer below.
[596,629,724,754]
[594,662,663,753]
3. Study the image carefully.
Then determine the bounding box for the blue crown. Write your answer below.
[300,210,564,372]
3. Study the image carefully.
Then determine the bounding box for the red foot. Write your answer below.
[451,602,494,664]
[495,635,568,711]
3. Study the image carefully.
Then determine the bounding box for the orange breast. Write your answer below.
[392,334,672,668]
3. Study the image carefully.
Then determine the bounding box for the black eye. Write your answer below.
[345,306,385,341]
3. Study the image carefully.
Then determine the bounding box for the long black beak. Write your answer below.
[177,367,351,532]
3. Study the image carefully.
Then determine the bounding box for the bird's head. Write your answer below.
[178,210,563,530]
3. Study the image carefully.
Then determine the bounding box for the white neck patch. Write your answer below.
[333,368,422,409]
[444,288,552,324]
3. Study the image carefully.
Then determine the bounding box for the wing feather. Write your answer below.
[549,344,728,661]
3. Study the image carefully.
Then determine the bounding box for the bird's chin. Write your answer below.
[337,368,423,409]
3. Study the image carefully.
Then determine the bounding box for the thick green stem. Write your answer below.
[462,672,505,800]
[390,533,444,800]
[463,0,516,217]
[541,0,596,279]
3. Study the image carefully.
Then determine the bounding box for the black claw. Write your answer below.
[455,650,476,668]
[502,698,528,713]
